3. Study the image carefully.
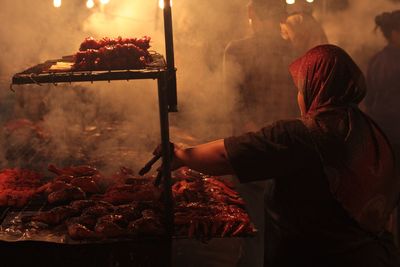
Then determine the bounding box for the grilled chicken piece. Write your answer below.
[70,177,100,194]
[54,175,74,183]
[95,215,127,238]
[48,164,99,177]
[29,206,79,225]
[41,181,73,195]
[66,215,98,229]
[81,202,114,217]
[47,187,86,204]
[70,200,97,211]
[67,223,99,240]
[114,203,142,221]
[128,210,164,236]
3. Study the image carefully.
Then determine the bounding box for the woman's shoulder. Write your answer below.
[270,118,308,133]
[262,118,313,145]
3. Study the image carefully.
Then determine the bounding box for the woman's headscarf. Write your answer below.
[289,44,399,233]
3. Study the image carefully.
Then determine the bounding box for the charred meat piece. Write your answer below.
[95,214,127,238]
[48,164,99,177]
[29,206,79,225]
[47,187,86,204]
[70,177,100,194]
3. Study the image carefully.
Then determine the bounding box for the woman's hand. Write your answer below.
[152,142,185,171]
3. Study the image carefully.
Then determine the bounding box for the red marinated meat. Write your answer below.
[47,187,86,204]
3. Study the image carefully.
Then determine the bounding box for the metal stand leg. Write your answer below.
[157,75,173,267]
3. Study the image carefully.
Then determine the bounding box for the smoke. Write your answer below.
[317,0,400,72]
[0,0,248,173]
[1,0,400,173]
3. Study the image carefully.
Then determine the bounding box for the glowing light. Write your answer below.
[306,0,314,2]
[86,0,95,9]
[286,0,295,4]
[53,0,61,8]
[159,0,172,9]
[100,0,110,4]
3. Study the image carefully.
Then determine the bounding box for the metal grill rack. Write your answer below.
[7,2,177,266]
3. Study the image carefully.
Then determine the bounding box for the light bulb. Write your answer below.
[86,0,95,9]
[159,0,172,10]
[306,0,314,3]
[286,0,295,4]
[100,0,110,4]
[53,0,61,8]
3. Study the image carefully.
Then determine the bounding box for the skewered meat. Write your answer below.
[70,177,100,194]
[95,215,128,238]
[174,203,255,239]
[28,206,79,225]
[73,36,152,71]
[0,168,44,207]
[48,164,99,177]
[172,178,245,205]
[47,187,86,204]
[79,36,151,52]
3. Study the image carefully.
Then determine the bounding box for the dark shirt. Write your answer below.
[224,119,400,267]
[366,44,400,143]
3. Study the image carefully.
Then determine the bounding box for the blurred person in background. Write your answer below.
[223,0,297,266]
[280,0,328,57]
[163,44,400,267]
[365,10,400,243]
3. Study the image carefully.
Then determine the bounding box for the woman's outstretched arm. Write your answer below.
[174,140,235,176]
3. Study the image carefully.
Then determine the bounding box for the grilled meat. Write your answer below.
[128,210,164,236]
[48,164,99,177]
[29,206,79,225]
[47,187,86,204]
[70,177,100,194]
[95,215,127,238]
[67,223,99,240]
[0,168,44,207]
[70,200,97,211]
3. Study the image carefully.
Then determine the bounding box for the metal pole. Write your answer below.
[163,0,178,112]
[157,74,173,267]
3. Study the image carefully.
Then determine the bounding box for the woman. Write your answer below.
[366,10,400,176]
[165,45,400,266]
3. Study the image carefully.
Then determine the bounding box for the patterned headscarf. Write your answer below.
[290,45,399,233]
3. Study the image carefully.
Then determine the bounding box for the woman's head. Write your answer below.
[375,10,400,45]
[289,45,366,115]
